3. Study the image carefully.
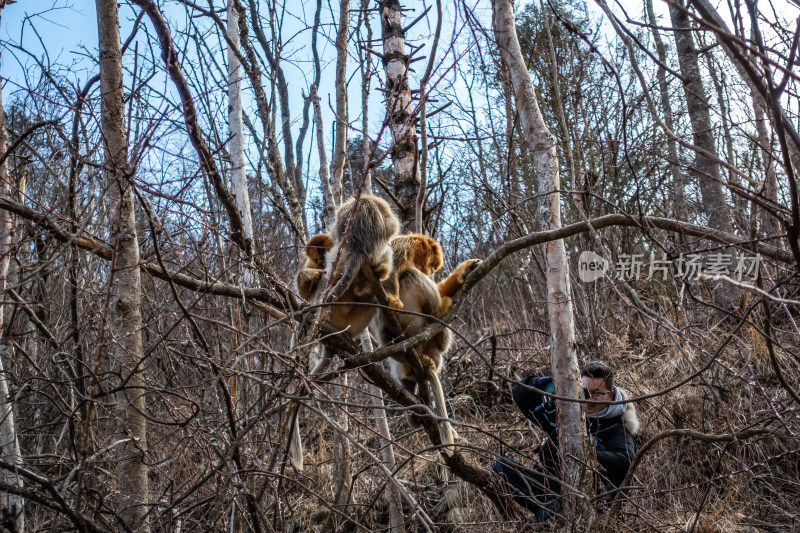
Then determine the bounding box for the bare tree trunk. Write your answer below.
[309,0,338,227]
[331,0,349,195]
[670,0,738,312]
[327,5,353,509]
[244,0,308,243]
[328,371,354,528]
[753,94,782,241]
[380,0,420,230]
[705,52,747,226]
[492,0,587,522]
[312,84,336,228]
[0,58,26,533]
[688,0,800,175]
[97,0,149,529]
[685,0,800,266]
[227,0,254,247]
[358,0,374,195]
[644,0,688,222]
[415,0,442,234]
[251,3,304,208]
[225,6,253,514]
[362,333,404,532]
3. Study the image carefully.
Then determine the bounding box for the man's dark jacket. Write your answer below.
[512,377,639,490]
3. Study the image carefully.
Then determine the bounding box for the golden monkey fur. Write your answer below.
[374,233,482,454]
[295,195,401,338]
[381,233,443,305]
[296,233,334,301]
[290,197,400,471]
[324,195,401,308]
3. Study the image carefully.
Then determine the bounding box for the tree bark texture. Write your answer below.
[361,332,404,532]
[752,94,782,241]
[245,0,305,213]
[96,0,150,529]
[380,0,420,230]
[686,0,800,266]
[492,0,586,521]
[327,4,353,506]
[230,0,306,244]
[227,0,254,247]
[359,0,374,195]
[0,53,26,533]
[312,84,336,229]
[670,0,738,311]
[331,0,349,196]
[311,0,338,228]
[645,0,688,223]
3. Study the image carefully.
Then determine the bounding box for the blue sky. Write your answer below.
[2,1,98,94]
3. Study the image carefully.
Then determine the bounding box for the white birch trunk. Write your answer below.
[380,0,420,230]
[330,0,349,195]
[492,0,586,521]
[96,0,150,529]
[362,333,404,532]
[227,0,254,247]
[0,68,26,533]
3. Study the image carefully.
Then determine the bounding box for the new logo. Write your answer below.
[578,251,609,282]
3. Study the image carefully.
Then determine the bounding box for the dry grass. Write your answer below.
[280,276,800,533]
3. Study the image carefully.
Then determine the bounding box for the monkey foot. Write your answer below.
[457,258,482,280]
[387,295,404,310]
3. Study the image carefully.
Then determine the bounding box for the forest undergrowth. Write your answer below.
[286,276,800,532]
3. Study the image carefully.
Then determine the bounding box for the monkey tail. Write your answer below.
[324,252,364,304]
[427,368,456,456]
[289,409,304,471]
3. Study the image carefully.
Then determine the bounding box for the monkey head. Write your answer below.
[408,234,444,275]
[304,233,334,268]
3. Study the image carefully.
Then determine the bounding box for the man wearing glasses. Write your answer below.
[492,361,640,521]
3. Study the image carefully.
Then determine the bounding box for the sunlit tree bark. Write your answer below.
[96,0,149,529]
[380,0,420,230]
[492,0,586,521]
[0,41,25,533]
[331,0,349,197]
[227,0,254,247]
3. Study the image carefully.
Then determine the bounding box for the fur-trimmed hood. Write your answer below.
[586,388,640,436]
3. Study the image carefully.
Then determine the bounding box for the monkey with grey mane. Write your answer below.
[289,196,400,471]
[323,195,401,310]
